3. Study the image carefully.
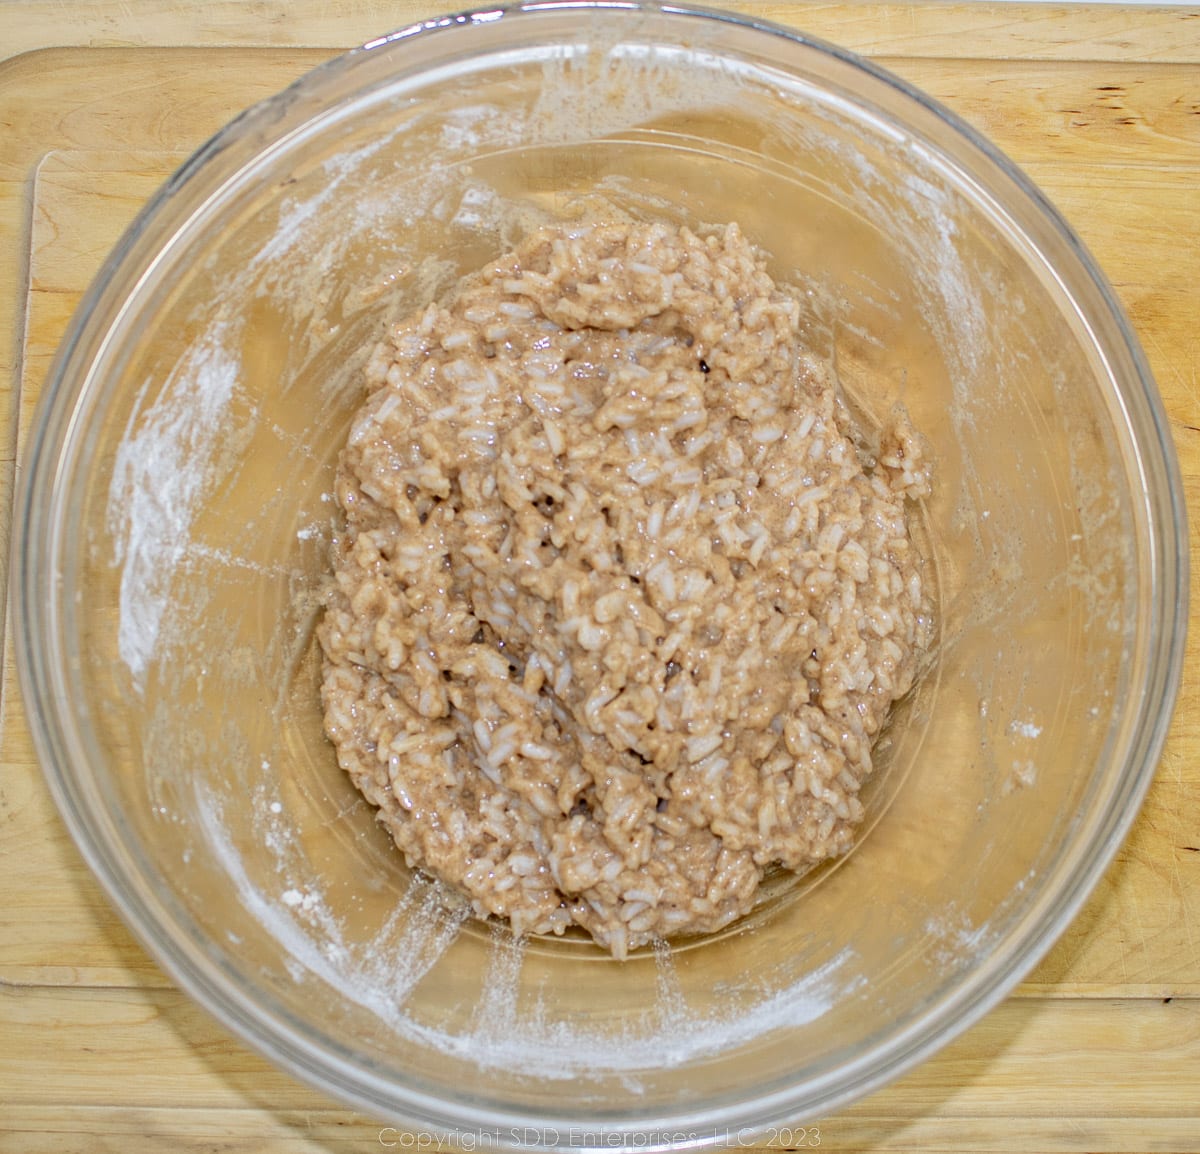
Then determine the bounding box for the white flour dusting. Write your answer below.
[198,774,857,1081]
[468,926,527,1045]
[198,785,467,1018]
[1009,719,1043,739]
[247,124,405,280]
[107,326,244,687]
[653,938,686,1025]
[400,938,858,1079]
[923,904,993,970]
[356,885,473,1010]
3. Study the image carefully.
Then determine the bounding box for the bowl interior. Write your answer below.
[36,4,1159,1140]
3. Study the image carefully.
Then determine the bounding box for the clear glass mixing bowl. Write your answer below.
[16,2,1187,1147]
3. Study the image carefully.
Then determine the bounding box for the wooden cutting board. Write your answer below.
[2,3,1199,1151]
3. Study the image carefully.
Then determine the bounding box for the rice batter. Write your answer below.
[318,220,931,957]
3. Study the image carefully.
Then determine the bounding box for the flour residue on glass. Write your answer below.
[197,775,858,1081]
[106,323,246,688]
[416,944,861,1080]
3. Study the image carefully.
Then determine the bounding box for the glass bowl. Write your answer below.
[15,2,1187,1147]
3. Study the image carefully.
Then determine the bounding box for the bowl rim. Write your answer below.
[13,2,1189,1148]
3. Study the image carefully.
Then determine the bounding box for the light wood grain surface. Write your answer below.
[2,3,1199,1151]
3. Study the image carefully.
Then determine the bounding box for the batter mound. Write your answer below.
[319,220,931,957]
